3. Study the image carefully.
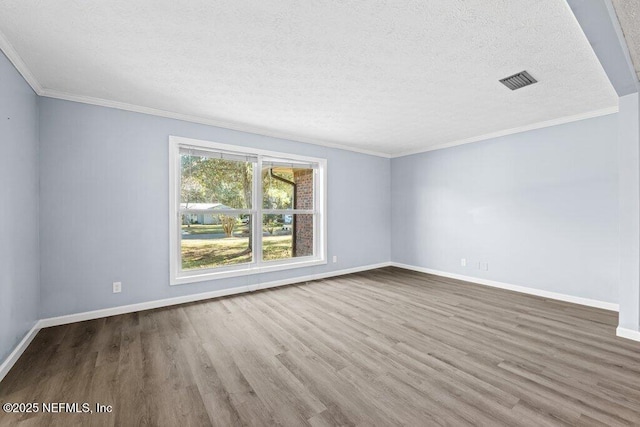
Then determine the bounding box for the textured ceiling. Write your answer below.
[0,0,618,156]
[612,0,640,81]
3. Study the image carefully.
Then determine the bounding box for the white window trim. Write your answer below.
[169,136,327,286]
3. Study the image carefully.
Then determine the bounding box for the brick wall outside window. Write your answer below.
[294,169,314,257]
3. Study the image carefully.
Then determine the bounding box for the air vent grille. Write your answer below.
[499,71,537,90]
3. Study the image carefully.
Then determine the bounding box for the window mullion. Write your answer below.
[180,209,251,215]
[261,209,315,215]
[254,156,263,267]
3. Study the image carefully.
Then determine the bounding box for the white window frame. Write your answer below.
[169,136,327,285]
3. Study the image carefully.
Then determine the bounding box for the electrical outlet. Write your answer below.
[460,258,466,267]
[113,282,122,293]
[332,255,338,263]
[480,262,489,271]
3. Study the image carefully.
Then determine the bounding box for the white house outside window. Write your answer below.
[169,136,327,285]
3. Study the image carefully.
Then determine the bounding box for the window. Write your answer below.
[169,136,327,285]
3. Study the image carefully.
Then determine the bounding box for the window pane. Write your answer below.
[262,165,314,210]
[181,214,252,270]
[262,214,314,261]
[181,152,253,210]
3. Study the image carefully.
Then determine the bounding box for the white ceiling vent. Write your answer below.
[499,71,538,90]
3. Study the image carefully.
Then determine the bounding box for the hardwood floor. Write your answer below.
[1,266,639,426]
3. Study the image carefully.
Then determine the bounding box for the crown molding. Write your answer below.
[39,88,392,158]
[0,29,43,95]
[390,105,619,158]
[0,28,391,159]
[0,28,620,160]
[38,87,620,160]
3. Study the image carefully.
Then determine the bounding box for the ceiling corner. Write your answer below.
[0,29,43,95]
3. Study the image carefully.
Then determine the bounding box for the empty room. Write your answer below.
[2,0,640,425]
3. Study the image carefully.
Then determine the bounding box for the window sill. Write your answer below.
[170,258,327,286]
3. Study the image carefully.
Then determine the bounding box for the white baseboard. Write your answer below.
[0,262,390,381]
[9,261,622,382]
[0,262,390,382]
[38,262,392,328]
[0,323,41,383]
[391,262,619,312]
[616,327,640,342]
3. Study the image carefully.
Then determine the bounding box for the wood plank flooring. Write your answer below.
[1,266,640,426]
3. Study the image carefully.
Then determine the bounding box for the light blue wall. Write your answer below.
[568,0,640,329]
[391,114,620,304]
[618,93,640,329]
[0,52,40,362]
[38,98,391,318]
